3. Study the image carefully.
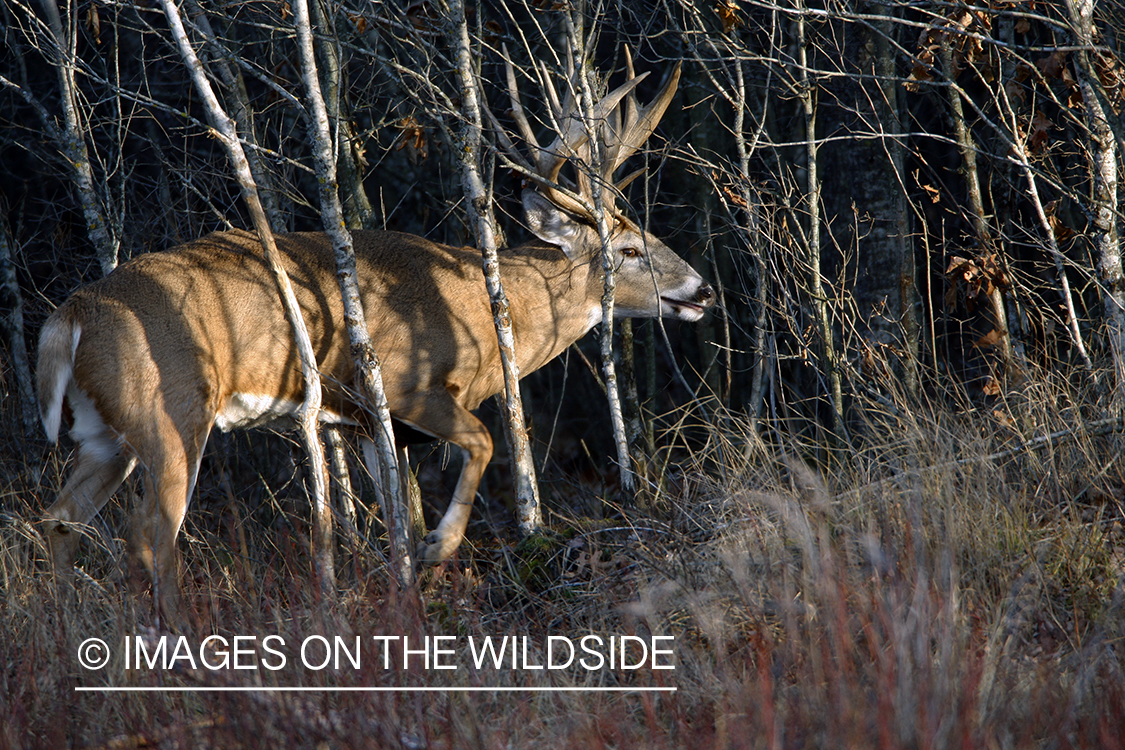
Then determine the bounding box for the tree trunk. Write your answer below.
[447,0,542,535]
[37,0,118,274]
[161,0,336,600]
[293,0,411,584]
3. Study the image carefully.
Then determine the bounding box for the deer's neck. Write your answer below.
[500,244,603,377]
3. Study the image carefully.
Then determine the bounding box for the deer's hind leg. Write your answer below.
[43,388,137,574]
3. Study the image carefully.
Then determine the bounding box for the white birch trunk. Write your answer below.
[565,11,635,497]
[292,0,412,582]
[447,0,542,534]
[1068,0,1124,383]
[160,0,336,597]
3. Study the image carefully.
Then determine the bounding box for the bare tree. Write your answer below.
[446,5,543,534]
[159,0,335,604]
[292,0,411,583]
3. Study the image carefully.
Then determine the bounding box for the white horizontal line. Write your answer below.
[76,686,676,693]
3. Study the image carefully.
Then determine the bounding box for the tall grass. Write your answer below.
[2,369,1123,748]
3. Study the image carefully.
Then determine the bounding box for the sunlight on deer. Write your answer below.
[37,54,714,627]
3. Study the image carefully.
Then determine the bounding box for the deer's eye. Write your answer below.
[621,247,642,258]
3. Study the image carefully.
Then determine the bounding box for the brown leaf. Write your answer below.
[1095,51,1125,107]
[981,376,1002,396]
[406,1,440,33]
[395,116,428,161]
[715,0,742,34]
[976,328,1004,349]
[904,63,933,92]
[348,13,367,33]
[1066,85,1084,109]
[1044,199,1075,243]
[484,20,503,46]
[993,408,1017,429]
[945,255,975,278]
[1027,110,1051,152]
[1035,50,1067,80]
[1015,17,1031,35]
[979,254,1009,290]
[1005,78,1026,103]
[86,4,101,45]
[921,182,941,203]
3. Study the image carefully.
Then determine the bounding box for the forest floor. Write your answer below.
[3,370,1124,749]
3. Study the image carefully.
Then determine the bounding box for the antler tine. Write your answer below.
[500,49,674,223]
[606,61,681,188]
[483,104,533,173]
[622,47,640,139]
[502,46,541,155]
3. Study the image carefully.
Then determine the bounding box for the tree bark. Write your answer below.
[0,226,37,436]
[36,0,118,274]
[1068,0,1124,383]
[160,0,336,599]
[797,7,845,441]
[565,9,636,498]
[446,0,542,534]
[293,0,411,583]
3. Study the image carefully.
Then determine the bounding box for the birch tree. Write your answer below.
[159,0,336,599]
[292,0,413,583]
[446,0,542,535]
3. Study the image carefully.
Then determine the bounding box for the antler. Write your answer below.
[492,47,681,223]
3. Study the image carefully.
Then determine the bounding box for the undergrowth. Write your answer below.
[2,370,1124,749]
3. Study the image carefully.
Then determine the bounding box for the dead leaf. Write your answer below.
[981,376,1002,396]
[904,63,934,92]
[921,182,941,203]
[395,116,428,161]
[976,328,1005,349]
[86,4,101,45]
[484,20,503,46]
[992,408,1016,429]
[1095,51,1125,108]
[348,13,367,33]
[716,0,742,34]
[1027,110,1051,152]
[1015,17,1030,34]
[945,252,1009,309]
[1044,199,1075,242]
[1005,78,1026,103]
[406,0,441,33]
[1035,50,1067,80]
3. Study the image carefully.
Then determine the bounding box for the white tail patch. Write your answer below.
[37,316,81,443]
[66,386,124,463]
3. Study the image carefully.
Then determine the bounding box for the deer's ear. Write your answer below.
[523,190,581,258]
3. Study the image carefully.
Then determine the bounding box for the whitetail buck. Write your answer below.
[37,56,714,620]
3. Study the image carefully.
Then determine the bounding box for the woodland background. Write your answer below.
[2,0,1125,747]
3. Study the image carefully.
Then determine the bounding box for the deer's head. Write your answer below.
[493,50,716,323]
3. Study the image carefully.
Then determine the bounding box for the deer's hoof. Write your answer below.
[416,531,458,568]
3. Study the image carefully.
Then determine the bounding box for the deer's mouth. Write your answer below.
[661,282,716,320]
[662,297,705,312]
[661,296,708,321]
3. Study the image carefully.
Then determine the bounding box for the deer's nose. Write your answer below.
[697,284,717,307]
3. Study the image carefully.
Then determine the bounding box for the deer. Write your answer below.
[36,54,715,624]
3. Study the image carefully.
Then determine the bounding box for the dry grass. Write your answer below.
[2,371,1124,749]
